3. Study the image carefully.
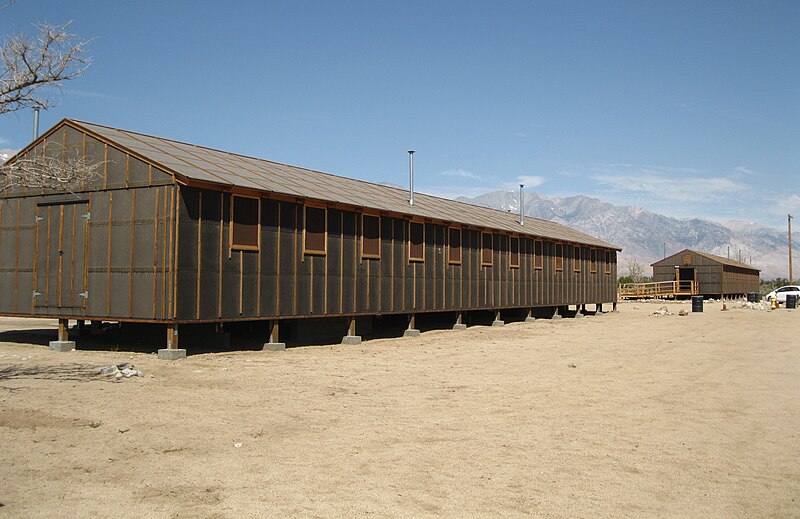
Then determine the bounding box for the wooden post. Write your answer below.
[158,323,186,360]
[342,316,362,344]
[269,320,279,344]
[166,323,179,350]
[263,319,286,351]
[405,313,420,337]
[492,310,504,327]
[49,318,75,351]
[453,311,467,330]
[525,308,536,323]
[58,319,69,342]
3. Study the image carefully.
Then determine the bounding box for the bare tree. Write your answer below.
[0,142,102,193]
[625,258,645,284]
[1,17,96,192]
[1,21,91,115]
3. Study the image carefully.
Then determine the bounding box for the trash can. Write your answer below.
[691,295,703,313]
[747,292,759,303]
[787,294,798,309]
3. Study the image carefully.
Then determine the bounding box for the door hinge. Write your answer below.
[32,290,41,298]
[79,291,89,299]
[35,216,44,222]
[81,212,91,221]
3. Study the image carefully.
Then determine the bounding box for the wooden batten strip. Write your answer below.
[70,203,77,307]
[217,192,223,318]
[106,192,113,316]
[13,199,20,312]
[196,191,202,320]
[30,206,37,312]
[103,144,108,190]
[352,215,357,313]
[152,188,160,319]
[256,197,262,317]
[129,190,136,317]
[161,188,168,319]
[293,205,298,316]
[276,202,281,315]
[84,197,90,310]
[339,211,343,314]
[390,218,394,312]
[238,251,243,315]
[57,205,64,307]
[43,206,51,306]
[171,186,179,319]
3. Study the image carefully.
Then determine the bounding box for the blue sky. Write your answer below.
[1,1,798,228]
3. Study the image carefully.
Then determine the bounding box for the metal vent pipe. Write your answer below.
[519,184,524,226]
[33,107,40,140]
[408,150,415,206]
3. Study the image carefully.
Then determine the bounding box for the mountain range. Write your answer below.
[456,191,796,280]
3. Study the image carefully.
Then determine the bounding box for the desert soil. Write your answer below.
[0,301,798,518]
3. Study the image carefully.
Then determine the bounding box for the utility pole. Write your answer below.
[789,214,794,284]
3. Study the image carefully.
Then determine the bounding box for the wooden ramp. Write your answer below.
[618,281,699,300]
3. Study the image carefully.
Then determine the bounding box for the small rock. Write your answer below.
[567,363,577,368]
[99,365,119,376]
[234,442,243,448]
[89,421,102,428]
[678,309,688,316]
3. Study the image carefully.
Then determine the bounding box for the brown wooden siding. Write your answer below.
[0,124,618,323]
[652,251,759,296]
[0,124,175,321]
[173,187,617,322]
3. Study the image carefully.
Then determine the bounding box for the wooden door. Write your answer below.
[33,202,89,311]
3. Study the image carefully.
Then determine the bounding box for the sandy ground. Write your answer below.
[0,301,798,518]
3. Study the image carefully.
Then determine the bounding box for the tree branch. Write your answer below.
[0,141,103,193]
[0,21,91,114]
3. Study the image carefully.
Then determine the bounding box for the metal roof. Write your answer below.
[652,249,760,271]
[70,119,620,250]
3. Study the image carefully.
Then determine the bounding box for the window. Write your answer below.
[362,214,380,259]
[554,243,564,271]
[573,246,582,272]
[481,232,493,266]
[509,236,520,268]
[231,195,259,249]
[303,205,327,255]
[590,248,597,273]
[409,221,424,262]
[448,227,461,264]
[534,240,543,270]
[604,250,612,274]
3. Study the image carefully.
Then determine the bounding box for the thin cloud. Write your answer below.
[65,89,125,102]
[770,193,800,216]
[516,175,545,188]
[597,163,705,175]
[592,172,746,203]
[589,163,749,204]
[439,169,482,180]
[734,165,757,176]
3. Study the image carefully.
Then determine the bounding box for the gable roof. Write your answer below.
[652,248,760,271]
[54,119,622,250]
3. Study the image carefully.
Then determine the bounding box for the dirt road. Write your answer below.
[0,301,798,518]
